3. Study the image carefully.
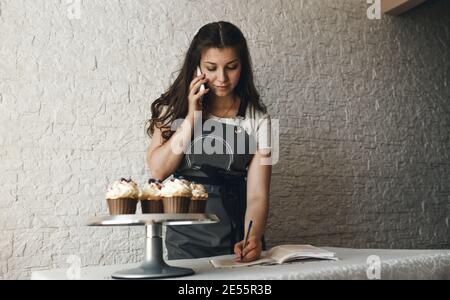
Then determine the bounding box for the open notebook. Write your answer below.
[210,245,338,268]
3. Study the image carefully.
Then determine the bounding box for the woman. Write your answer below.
[146,21,272,263]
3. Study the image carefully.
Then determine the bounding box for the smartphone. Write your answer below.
[196,66,206,105]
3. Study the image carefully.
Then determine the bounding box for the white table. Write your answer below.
[31,247,450,280]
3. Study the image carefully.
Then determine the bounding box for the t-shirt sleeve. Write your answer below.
[256,113,272,151]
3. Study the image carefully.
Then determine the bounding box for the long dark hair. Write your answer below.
[147,21,266,140]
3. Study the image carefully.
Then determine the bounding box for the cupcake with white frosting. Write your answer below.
[160,178,192,213]
[188,183,208,213]
[139,178,163,213]
[105,178,139,215]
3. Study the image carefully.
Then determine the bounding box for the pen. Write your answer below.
[241,220,253,261]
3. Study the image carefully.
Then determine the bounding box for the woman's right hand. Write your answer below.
[188,74,210,114]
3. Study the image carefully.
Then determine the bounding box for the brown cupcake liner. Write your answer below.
[163,196,191,213]
[191,196,208,201]
[107,198,138,215]
[188,199,207,214]
[140,199,163,214]
[139,195,162,201]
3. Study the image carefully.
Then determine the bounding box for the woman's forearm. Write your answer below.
[147,112,200,180]
[244,197,269,240]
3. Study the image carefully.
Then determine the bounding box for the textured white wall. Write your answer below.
[0,0,449,279]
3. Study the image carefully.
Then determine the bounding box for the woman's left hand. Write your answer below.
[234,236,262,262]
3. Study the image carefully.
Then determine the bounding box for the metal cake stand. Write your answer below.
[87,214,219,279]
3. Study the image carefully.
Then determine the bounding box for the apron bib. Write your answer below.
[165,101,258,259]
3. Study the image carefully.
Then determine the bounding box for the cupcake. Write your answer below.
[139,178,163,214]
[105,178,139,215]
[160,178,192,213]
[188,183,208,213]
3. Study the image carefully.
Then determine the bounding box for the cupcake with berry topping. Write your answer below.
[188,182,208,213]
[105,178,139,215]
[139,178,164,214]
[160,178,192,213]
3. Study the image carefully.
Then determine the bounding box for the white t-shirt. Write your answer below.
[157,103,272,151]
[205,103,272,151]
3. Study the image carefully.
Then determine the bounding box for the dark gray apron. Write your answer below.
[165,100,264,260]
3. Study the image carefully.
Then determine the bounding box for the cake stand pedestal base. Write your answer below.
[112,224,194,279]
